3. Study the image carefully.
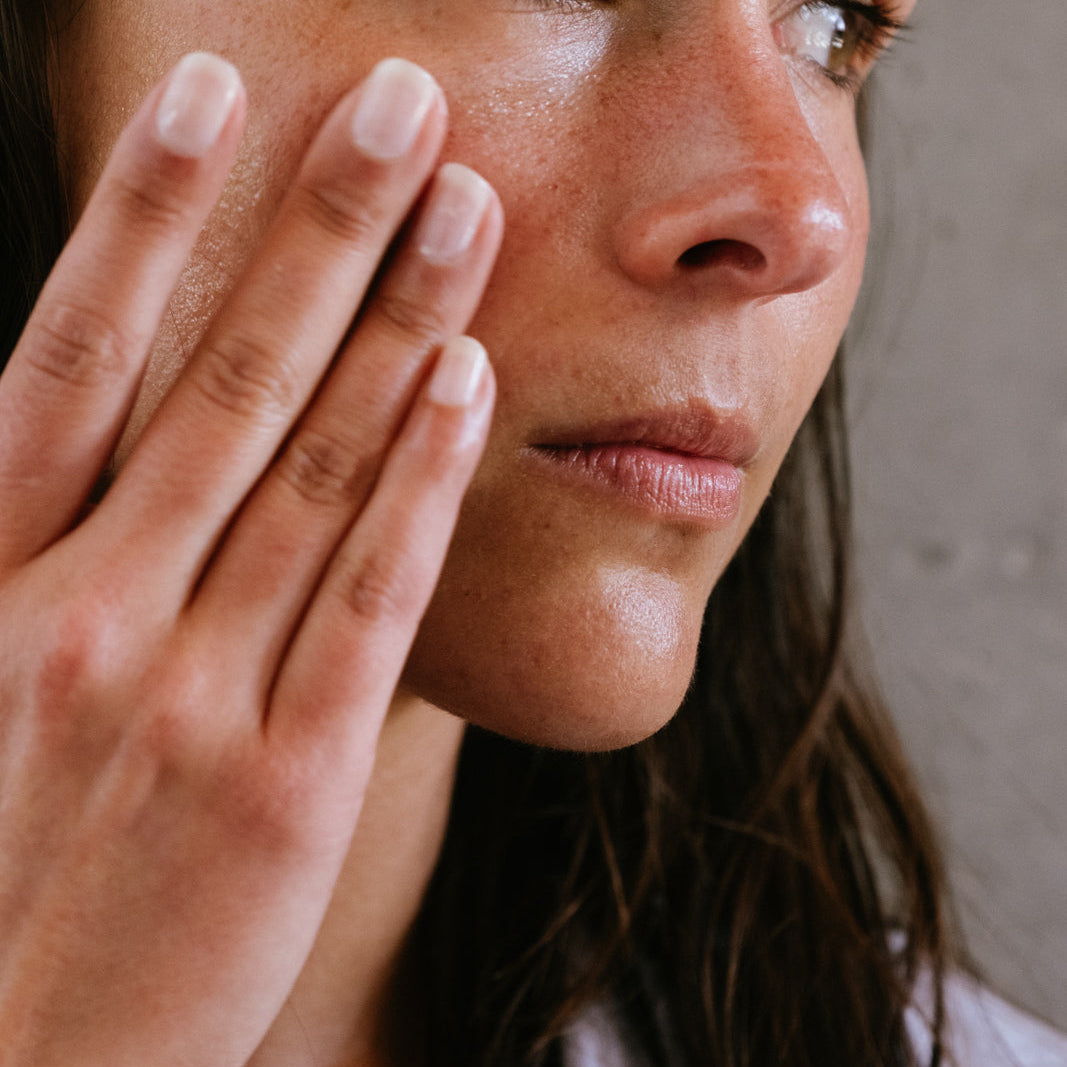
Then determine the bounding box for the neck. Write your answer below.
[247,691,466,1067]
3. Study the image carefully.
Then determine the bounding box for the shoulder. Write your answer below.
[561,975,1067,1067]
[908,970,1067,1067]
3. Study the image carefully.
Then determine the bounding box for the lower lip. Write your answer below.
[528,444,743,527]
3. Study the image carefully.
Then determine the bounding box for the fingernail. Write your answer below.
[155,52,241,158]
[428,336,488,407]
[351,58,438,161]
[416,163,493,263]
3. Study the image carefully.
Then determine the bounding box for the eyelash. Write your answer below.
[521,0,908,94]
[777,0,908,93]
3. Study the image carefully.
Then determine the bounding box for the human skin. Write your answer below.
[54,0,900,750]
[0,0,914,1063]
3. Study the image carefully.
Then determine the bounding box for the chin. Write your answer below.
[402,563,704,753]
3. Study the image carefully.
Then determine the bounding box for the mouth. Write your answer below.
[525,406,759,528]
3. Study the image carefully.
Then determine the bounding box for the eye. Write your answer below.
[776,1,904,90]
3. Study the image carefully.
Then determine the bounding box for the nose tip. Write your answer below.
[615,165,854,299]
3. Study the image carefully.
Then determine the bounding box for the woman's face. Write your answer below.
[57,0,910,749]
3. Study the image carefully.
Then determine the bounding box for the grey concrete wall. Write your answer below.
[849,0,1066,1031]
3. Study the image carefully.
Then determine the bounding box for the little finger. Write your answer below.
[266,336,493,769]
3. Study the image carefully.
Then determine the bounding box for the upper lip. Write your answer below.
[530,401,760,469]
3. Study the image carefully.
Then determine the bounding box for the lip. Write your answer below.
[524,405,759,527]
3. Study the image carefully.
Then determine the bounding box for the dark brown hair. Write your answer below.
[2,11,951,1065]
[0,0,68,361]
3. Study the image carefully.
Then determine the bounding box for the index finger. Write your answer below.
[0,53,245,568]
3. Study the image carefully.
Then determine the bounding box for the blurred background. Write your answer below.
[849,0,1066,1031]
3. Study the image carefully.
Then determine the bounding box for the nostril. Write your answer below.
[677,238,766,273]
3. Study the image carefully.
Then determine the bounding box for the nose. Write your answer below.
[612,33,856,300]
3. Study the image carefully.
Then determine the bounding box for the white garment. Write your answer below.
[562,975,1067,1066]
[909,972,1067,1067]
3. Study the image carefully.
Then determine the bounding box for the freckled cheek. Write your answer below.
[435,115,601,363]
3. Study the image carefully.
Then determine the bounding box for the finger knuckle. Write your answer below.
[335,550,423,627]
[106,171,191,237]
[104,651,222,788]
[25,299,140,389]
[373,290,447,349]
[296,179,389,249]
[192,331,303,421]
[33,600,115,705]
[277,425,379,508]
[126,701,202,777]
[23,600,129,754]
[16,600,207,805]
[219,749,324,856]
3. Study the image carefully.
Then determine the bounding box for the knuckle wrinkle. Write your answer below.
[108,172,190,235]
[26,300,140,388]
[298,180,385,248]
[337,553,420,626]
[192,332,303,422]
[374,290,445,348]
[278,427,378,507]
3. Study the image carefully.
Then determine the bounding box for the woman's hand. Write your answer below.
[0,53,500,1065]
